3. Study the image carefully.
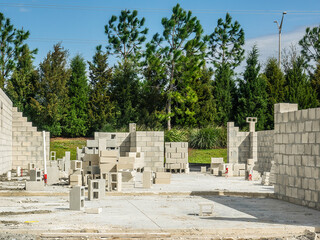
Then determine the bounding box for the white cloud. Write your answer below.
[19,7,30,12]
[239,26,307,72]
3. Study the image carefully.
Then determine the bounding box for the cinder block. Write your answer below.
[100,150,119,157]
[143,171,152,188]
[30,169,42,181]
[155,172,171,179]
[154,178,170,184]
[100,163,117,173]
[99,156,117,164]
[211,158,224,164]
[25,181,44,191]
[201,166,207,173]
[71,161,82,170]
[85,208,102,214]
[118,157,135,164]
[88,179,105,200]
[46,166,59,185]
[117,163,134,170]
[69,186,85,211]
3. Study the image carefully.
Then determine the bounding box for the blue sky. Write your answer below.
[1,0,320,71]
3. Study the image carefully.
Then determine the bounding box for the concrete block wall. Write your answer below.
[227,122,250,164]
[95,130,164,171]
[256,130,274,173]
[274,103,320,210]
[94,132,130,156]
[131,131,164,171]
[164,142,188,171]
[12,107,50,169]
[0,89,13,174]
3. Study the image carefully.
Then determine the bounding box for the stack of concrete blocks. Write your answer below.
[28,163,35,171]
[50,151,56,161]
[69,186,85,211]
[154,172,171,184]
[0,90,13,175]
[56,151,71,175]
[0,89,50,175]
[46,165,60,185]
[256,130,274,174]
[209,158,223,175]
[127,151,145,172]
[273,103,320,210]
[99,150,118,190]
[30,168,42,181]
[227,122,250,165]
[119,170,135,189]
[269,161,277,184]
[12,107,50,170]
[164,142,189,173]
[94,123,164,172]
[261,172,271,185]
[109,172,122,191]
[88,179,105,200]
[143,171,152,188]
[26,168,44,191]
[94,132,130,157]
[69,160,83,186]
[233,163,246,177]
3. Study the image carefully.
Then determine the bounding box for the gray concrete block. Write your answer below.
[88,179,105,200]
[69,186,85,211]
[25,181,44,191]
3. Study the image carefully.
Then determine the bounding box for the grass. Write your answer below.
[50,138,88,160]
[50,138,227,163]
[188,148,227,164]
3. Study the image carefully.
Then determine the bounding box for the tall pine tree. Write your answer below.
[87,46,114,133]
[146,4,206,130]
[0,12,31,89]
[262,58,286,129]
[6,45,38,114]
[64,54,89,137]
[284,55,318,109]
[29,43,71,136]
[236,46,268,130]
[105,9,147,128]
[207,13,245,126]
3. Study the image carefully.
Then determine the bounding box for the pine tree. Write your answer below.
[29,43,71,136]
[262,58,286,129]
[105,9,146,128]
[311,60,320,102]
[207,13,245,126]
[87,46,114,133]
[111,62,140,128]
[299,25,320,66]
[6,45,38,114]
[192,67,216,127]
[146,3,206,130]
[236,46,268,130]
[64,55,89,137]
[0,12,32,88]
[105,9,148,63]
[140,51,167,128]
[284,56,318,109]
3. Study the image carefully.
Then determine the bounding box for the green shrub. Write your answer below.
[164,128,190,142]
[189,126,226,149]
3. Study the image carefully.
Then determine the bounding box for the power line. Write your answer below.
[1,2,320,15]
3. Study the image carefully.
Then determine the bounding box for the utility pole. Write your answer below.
[274,12,287,69]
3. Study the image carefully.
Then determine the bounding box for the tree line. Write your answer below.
[1,4,320,137]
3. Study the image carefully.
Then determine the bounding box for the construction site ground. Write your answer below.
[0,173,319,239]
